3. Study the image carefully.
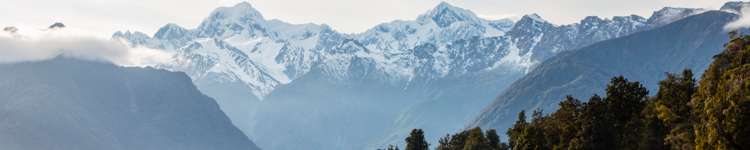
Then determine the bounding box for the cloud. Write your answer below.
[725,3,750,31]
[0,26,175,67]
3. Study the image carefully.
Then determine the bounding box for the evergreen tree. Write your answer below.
[654,70,697,149]
[498,143,510,150]
[395,34,750,149]
[436,131,468,150]
[549,96,582,149]
[578,95,609,149]
[691,33,750,149]
[507,111,527,149]
[449,131,469,150]
[486,129,501,150]
[387,145,400,150]
[463,127,490,150]
[437,134,452,150]
[604,76,649,149]
[405,129,429,150]
[438,128,509,150]
[525,110,550,150]
[378,145,400,150]
[638,97,669,150]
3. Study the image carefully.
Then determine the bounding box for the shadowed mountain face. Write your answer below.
[0,58,260,150]
[472,11,737,136]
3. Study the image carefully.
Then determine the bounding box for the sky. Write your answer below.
[0,0,737,36]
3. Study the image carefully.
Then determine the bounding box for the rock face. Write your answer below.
[48,22,66,29]
[471,11,737,138]
[0,58,260,150]
[2,26,18,33]
[112,2,707,150]
[720,1,749,13]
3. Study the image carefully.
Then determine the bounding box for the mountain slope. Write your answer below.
[0,58,260,150]
[472,11,737,136]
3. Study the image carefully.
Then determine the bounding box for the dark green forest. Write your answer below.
[382,33,750,150]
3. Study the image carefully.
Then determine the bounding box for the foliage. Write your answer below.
[691,33,750,150]
[406,129,430,150]
[385,33,750,150]
[654,70,696,149]
[436,127,508,150]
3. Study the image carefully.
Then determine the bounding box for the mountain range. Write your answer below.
[112,1,726,149]
[471,9,739,139]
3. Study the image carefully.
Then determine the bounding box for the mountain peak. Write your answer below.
[3,26,18,33]
[196,2,268,37]
[434,1,459,10]
[582,16,604,22]
[647,7,704,27]
[162,23,182,29]
[652,7,700,15]
[420,1,481,27]
[520,13,547,23]
[721,1,749,13]
[154,23,189,39]
[234,1,253,8]
[48,22,65,29]
[209,2,265,21]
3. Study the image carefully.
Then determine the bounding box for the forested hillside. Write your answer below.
[383,33,750,150]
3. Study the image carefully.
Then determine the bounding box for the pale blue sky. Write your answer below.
[0,0,736,36]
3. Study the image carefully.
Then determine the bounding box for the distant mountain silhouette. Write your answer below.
[0,58,260,150]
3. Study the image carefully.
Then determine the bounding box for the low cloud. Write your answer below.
[725,3,750,31]
[0,26,175,67]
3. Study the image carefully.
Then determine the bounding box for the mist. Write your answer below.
[725,3,750,31]
[0,26,175,67]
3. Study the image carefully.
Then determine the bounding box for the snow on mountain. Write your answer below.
[472,11,736,141]
[505,13,650,70]
[114,2,523,100]
[425,2,483,28]
[647,7,706,27]
[112,2,708,149]
[113,1,677,100]
[114,2,323,99]
[720,1,749,13]
[196,2,269,38]
[152,23,193,50]
[351,2,517,78]
[113,31,157,47]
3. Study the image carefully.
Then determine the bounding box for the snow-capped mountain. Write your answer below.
[356,2,510,51]
[114,2,521,100]
[113,2,697,101]
[720,1,748,13]
[647,7,706,27]
[472,10,736,142]
[114,2,328,99]
[113,2,706,150]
